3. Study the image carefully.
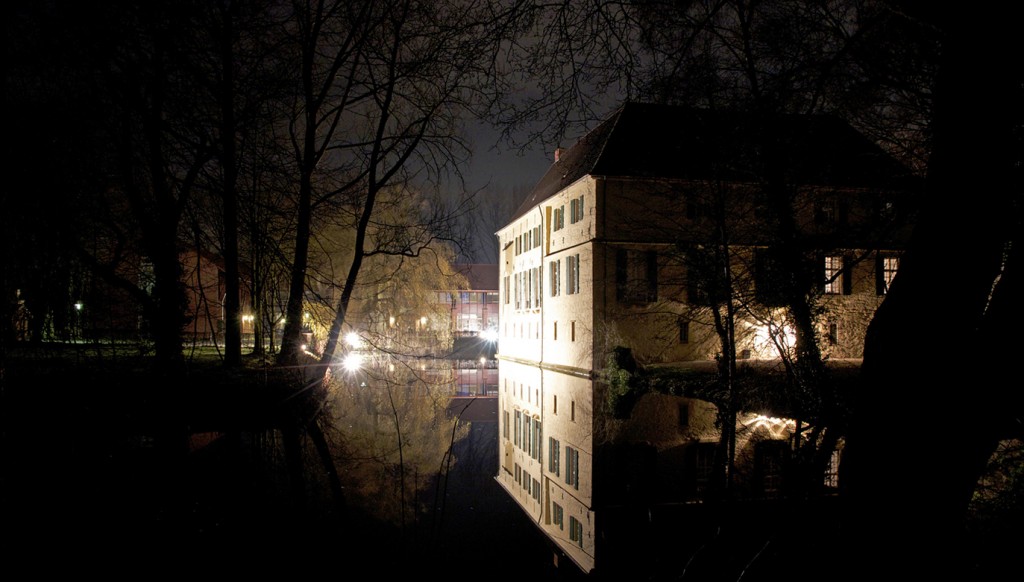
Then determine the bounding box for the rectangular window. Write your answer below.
[755,441,788,499]
[550,260,561,296]
[534,226,541,249]
[877,196,897,221]
[535,266,543,307]
[569,516,583,547]
[533,478,541,502]
[571,400,576,422]
[687,193,708,220]
[686,248,729,306]
[828,321,839,345]
[753,248,786,307]
[694,442,717,493]
[512,411,520,448]
[553,206,565,231]
[824,255,843,295]
[878,255,899,295]
[815,197,837,225]
[503,276,510,305]
[553,321,557,341]
[503,410,509,439]
[824,449,841,489]
[566,254,580,295]
[553,503,564,530]
[565,445,579,489]
[571,321,576,342]
[532,416,542,461]
[553,394,558,415]
[616,249,658,304]
[515,463,521,484]
[570,195,584,224]
[514,273,520,309]
[526,269,532,309]
[679,320,690,343]
[549,437,561,475]
[523,416,531,454]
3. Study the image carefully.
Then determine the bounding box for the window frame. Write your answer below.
[569,195,584,224]
[565,445,580,489]
[824,255,843,295]
[566,254,580,295]
[877,254,899,295]
[553,503,564,530]
[549,437,561,476]
[616,248,658,304]
[569,516,583,547]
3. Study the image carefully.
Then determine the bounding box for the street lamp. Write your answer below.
[342,352,363,373]
[73,301,83,341]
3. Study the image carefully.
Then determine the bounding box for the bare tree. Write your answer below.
[274,0,508,373]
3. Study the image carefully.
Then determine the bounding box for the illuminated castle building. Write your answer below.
[494,103,918,575]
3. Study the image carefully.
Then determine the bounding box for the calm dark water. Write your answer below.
[6,358,1016,580]
[1,368,579,578]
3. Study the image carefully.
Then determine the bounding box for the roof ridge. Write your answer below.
[589,102,629,174]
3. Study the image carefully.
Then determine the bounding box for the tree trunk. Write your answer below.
[841,6,1020,577]
[219,0,242,367]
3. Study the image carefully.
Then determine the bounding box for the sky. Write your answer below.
[464,121,555,195]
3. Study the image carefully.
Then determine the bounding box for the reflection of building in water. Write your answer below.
[440,264,499,397]
[337,263,499,398]
[494,103,917,575]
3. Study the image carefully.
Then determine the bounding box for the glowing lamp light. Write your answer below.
[345,332,362,348]
[742,413,798,438]
[343,352,363,372]
[482,328,498,342]
[479,356,487,365]
[74,302,83,311]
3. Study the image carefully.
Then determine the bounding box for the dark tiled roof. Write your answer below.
[510,102,917,222]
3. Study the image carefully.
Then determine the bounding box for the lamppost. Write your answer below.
[73,301,83,341]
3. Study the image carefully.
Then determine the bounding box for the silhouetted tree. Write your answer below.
[842,3,1022,578]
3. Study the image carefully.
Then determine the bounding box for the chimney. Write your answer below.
[554,147,564,162]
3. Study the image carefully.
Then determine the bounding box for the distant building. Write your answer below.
[180,249,255,345]
[494,103,918,574]
[443,264,500,397]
